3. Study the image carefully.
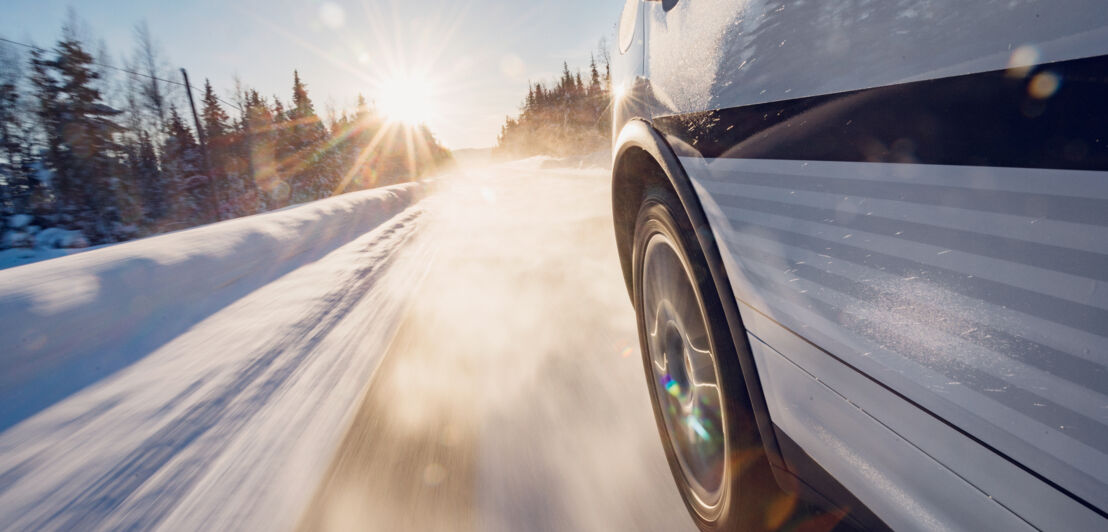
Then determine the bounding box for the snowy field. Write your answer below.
[0,161,694,531]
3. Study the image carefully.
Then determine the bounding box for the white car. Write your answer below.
[610,1,1108,530]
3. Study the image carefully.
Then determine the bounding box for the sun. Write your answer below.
[378,74,435,126]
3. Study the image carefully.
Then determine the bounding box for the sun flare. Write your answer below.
[378,75,435,126]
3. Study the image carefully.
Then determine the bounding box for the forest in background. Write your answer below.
[0,12,451,253]
[494,39,613,159]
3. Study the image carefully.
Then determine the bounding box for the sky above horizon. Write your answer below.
[1,0,623,149]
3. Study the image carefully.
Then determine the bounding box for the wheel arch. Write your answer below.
[611,119,790,476]
[613,119,890,530]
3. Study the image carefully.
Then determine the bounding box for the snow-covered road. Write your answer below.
[0,161,694,531]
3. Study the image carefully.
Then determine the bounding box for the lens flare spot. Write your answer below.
[765,493,799,530]
[1006,44,1040,77]
[663,375,682,398]
[620,347,633,358]
[688,415,711,441]
[613,83,628,101]
[1028,71,1061,99]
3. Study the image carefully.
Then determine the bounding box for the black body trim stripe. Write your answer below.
[654,54,1108,171]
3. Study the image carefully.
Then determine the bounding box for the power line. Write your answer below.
[0,36,243,112]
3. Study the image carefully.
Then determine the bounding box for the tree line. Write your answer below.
[0,15,451,252]
[495,40,612,158]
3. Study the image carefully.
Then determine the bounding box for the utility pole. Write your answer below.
[180,68,221,222]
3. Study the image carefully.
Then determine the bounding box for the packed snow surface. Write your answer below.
[0,183,427,530]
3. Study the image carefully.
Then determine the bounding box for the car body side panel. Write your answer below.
[746,332,1035,532]
[626,0,1108,526]
[687,159,1108,528]
[684,156,1108,507]
[738,296,1106,531]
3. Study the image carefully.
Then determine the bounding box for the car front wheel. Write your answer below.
[631,186,769,531]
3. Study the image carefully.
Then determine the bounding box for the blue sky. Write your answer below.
[1,0,623,149]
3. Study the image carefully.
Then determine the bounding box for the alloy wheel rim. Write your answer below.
[642,232,727,510]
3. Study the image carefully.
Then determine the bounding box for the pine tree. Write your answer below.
[226,93,261,216]
[201,78,247,217]
[200,79,230,142]
[495,53,612,159]
[589,54,602,96]
[243,90,278,209]
[0,48,32,220]
[286,71,333,201]
[129,130,163,223]
[30,37,126,242]
[132,21,168,134]
[340,93,385,191]
[560,62,574,96]
[161,105,208,226]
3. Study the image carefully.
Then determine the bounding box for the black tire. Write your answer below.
[631,186,773,531]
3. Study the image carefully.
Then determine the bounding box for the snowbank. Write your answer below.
[7,214,33,229]
[1,214,91,270]
[0,182,425,431]
[0,228,90,269]
[0,247,77,270]
[33,227,89,249]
